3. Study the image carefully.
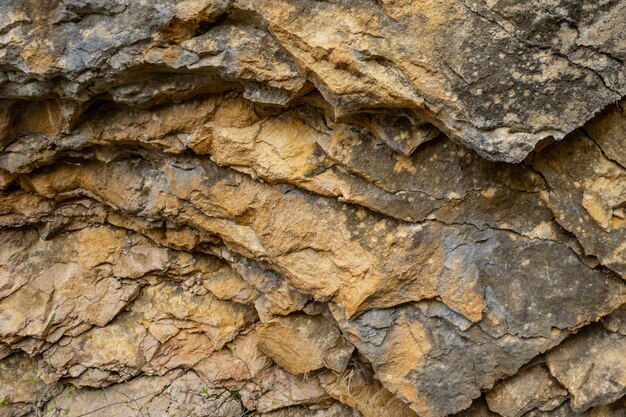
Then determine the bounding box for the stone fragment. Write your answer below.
[336,304,570,417]
[521,399,626,417]
[602,304,626,335]
[0,353,59,414]
[454,397,500,417]
[454,397,626,417]
[0,227,141,347]
[257,313,354,374]
[44,370,244,417]
[584,100,626,168]
[254,367,332,413]
[547,323,626,412]
[193,330,272,388]
[261,402,361,417]
[319,365,418,417]
[485,364,568,417]
[42,280,256,386]
[531,118,626,278]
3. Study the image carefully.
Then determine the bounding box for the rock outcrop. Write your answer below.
[0,1,625,417]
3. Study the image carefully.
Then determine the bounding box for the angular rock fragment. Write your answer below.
[531,124,626,278]
[521,399,626,417]
[485,364,568,417]
[584,99,626,168]
[0,227,141,349]
[42,370,245,417]
[336,304,570,417]
[257,313,354,374]
[547,320,626,412]
[253,367,333,413]
[261,403,362,417]
[602,304,626,335]
[42,280,256,386]
[456,397,626,417]
[192,329,272,389]
[0,353,59,416]
[319,364,418,417]
[454,397,500,417]
[368,110,440,156]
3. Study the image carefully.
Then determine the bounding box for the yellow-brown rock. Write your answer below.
[0,2,625,417]
[257,313,353,374]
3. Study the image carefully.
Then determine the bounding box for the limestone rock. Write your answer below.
[485,364,568,417]
[546,321,626,412]
[319,365,418,417]
[1,131,623,416]
[455,397,626,417]
[520,399,626,417]
[336,303,571,417]
[0,353,59,416]
[530,102,626,278]
[261,403,362,417]
[257,313,354,374]
[1,1,624,160]
[602,304,626,335]
[253,367,333,413]
[1,2,626,417]
[41,370,245,417]
[454,397,500,417]
[43,279,256,386]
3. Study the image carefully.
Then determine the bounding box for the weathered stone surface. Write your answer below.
[0,353,59,416]
[1,2,626,417]
[530,101,626,278]
[44,370,245,417]
[584,99,626,168]
[336,303,569,417]
[319,364,418,417]
[455,397,500,417]
[42,277,256,387]
[0,136,623,415]
[521,399,626,417]
[253,367,333,413]
[485,364,567,417]
[1,1,624,160]
[257,313,354,374]
[261,403,362,417]
[602,304,626,335]
[456,397,626,417]
[547,319,626,412]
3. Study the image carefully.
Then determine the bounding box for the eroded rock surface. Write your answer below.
[0,1,625,417]
[485,364,568,417]
[546,313,626,412]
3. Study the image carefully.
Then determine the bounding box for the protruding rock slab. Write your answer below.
[1,0,625,161]
[319,364,418,417]
[257,313,354,374]
[337,304,568,417]
[547,322,626,412]
[485,364,567,417]
[530,100,626,279]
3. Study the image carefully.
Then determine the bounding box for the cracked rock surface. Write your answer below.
[0,1,625,417]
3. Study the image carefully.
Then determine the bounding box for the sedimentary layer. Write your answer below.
[0,1,625,417]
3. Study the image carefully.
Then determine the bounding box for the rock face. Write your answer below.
[0,1,625,417]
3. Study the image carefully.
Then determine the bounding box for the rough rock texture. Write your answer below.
[0,1,625,417]
[486,365,568,417]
